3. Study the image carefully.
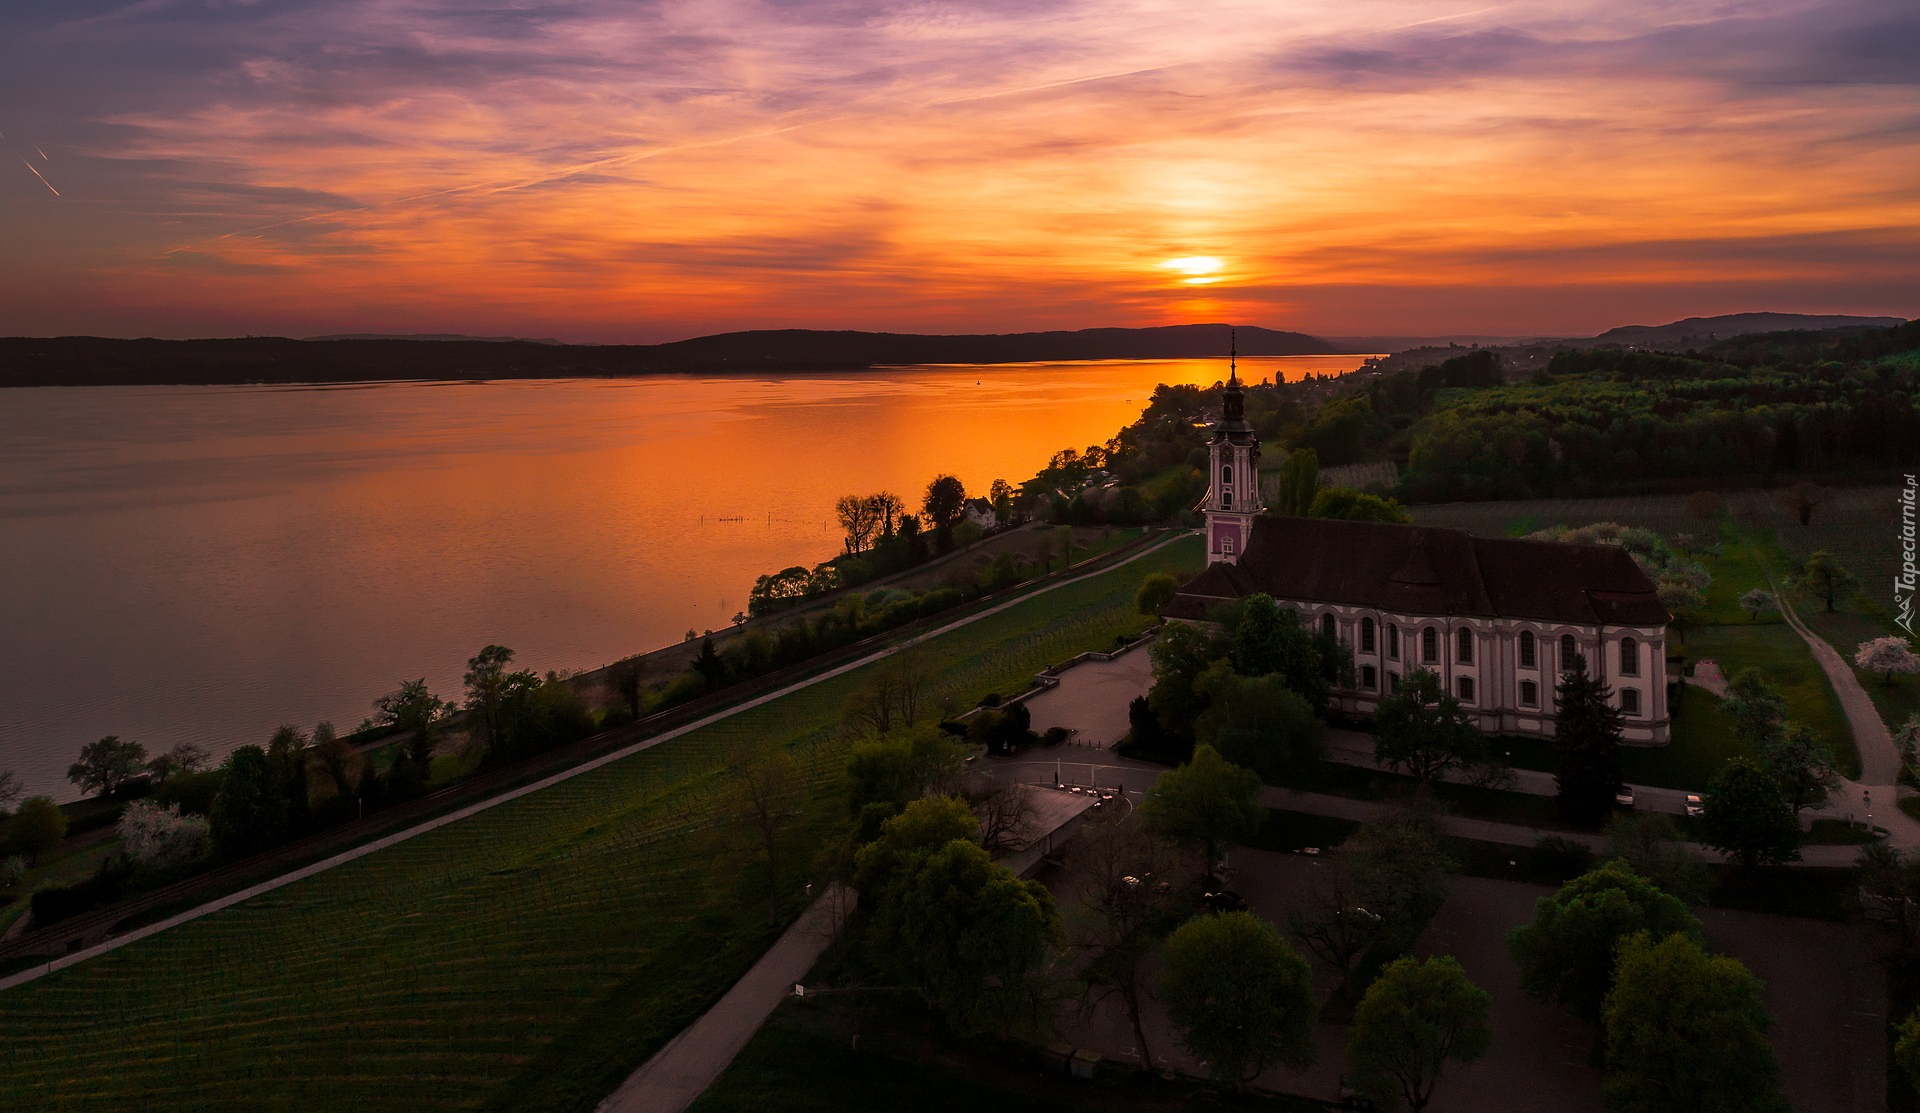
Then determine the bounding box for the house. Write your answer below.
[962,497,999,531]
[1163,342,1672,744]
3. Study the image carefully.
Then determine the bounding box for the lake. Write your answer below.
[0,356,1365,800]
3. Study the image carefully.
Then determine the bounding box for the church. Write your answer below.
[1162,349,1674,745]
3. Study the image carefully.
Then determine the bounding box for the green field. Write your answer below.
[1414,495,1861,784]
[0,536,1202,1112]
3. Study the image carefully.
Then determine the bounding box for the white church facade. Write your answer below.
[1165,352,1674,745]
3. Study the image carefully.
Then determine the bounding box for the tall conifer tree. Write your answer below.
[1554,654,1624,825]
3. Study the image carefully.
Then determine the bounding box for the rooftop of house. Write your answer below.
[1167,516,1670,628]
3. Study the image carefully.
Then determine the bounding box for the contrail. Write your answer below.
[34,145,48,161]
[21,158,59,196]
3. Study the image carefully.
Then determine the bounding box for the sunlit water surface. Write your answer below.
[0,356,1364,799]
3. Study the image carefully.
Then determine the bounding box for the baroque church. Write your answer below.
[1162,346,1674,745]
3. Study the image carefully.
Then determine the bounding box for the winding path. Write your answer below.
[1771,582,1920,846]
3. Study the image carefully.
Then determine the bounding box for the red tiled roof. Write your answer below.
[1167,516,1669,628]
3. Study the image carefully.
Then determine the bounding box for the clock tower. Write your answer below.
[1205,329,1261,565]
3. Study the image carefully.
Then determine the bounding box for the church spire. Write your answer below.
[1221,325,1245,424]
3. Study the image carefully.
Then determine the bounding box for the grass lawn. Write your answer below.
[0,536,1203,1113]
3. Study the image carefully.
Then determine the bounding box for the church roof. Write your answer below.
[1167,516,1670,628]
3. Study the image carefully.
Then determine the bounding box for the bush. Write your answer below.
[30,854,134,926]
[154,770,224,816]
[0,855,24,889]
[118,800,210,868]
[7,796,67,865]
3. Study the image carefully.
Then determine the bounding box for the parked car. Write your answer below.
[1614,785,1636,807]
[1202,889,1246,914]
[1685,793,1704,817]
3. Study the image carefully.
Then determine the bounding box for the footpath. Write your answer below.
[598,885,856,1113]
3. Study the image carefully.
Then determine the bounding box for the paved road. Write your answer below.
[991,753,1869,867]
[0,531,1198,995]
[598,884,856,1113]
[1773,582,1920,847]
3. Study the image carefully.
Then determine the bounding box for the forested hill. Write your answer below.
[0,324,1334,387]
[649,324,1336,364]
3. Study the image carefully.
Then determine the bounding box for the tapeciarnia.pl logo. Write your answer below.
[1899,474,1917,636]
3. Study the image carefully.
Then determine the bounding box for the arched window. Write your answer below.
[1520,680,1539,707]
[1361,665,1377,689]
[1422,626,1438,663]
[1221,463,1233,485]
[1388,623,1400,660]
[1360,617,1376,653]
[1560,634,1579,672]
[1519,630,1536,668]
[1621,688,1641,715]
[1322,613,1337,640]
[1620,637,1639,677]
[1457,676,1475,703]
[1456,627,1474,665]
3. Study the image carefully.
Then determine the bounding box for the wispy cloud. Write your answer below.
[0,0,1914,338]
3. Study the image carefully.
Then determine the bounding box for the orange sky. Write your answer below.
[1,0,1915,340]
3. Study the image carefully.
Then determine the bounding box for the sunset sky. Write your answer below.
[2,0,1915,342]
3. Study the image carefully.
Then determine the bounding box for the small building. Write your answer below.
[962,497,999,531]
[1164,336,1672,744]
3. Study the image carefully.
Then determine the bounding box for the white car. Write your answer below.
[1685,793,1704,817]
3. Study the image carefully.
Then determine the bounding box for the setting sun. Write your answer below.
[1163,256,1227,285]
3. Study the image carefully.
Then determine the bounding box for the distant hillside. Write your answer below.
[1591,313,1905,351]
[0,324,1335,388]
[652,324,1336,364]
[304,333,563,344]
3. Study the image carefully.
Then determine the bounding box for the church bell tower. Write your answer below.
[1205,328,1261,565]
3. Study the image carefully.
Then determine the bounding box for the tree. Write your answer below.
[1759,724,1839,816]
[118,800,209,867]
[895,839,1061,1036]
[1721,667,1787,749]
[606,658,644,719]
[209,745,290,858]
[373,678,450,797]
[1897,1009,1920,1094]
[865,491,906,537]
[67,735,149,798]
[1857,636,1920,685]
[463,644,518,754]
[1309,487,1412,523]
[145,743,211,783]
[8,796,66,865]
[1602,933,1790,1113]
[968,781,1036,855]
[839,652,927,736]
[835,493,882,553]
[1346,955,1491,1112]
[853,794,980,894]
[1789,550,1858,612]
[1228,593,1338,713]
[1191,663,1324,784]
[923,474,967,544]
[1656,578,1706,643]
[1289,860,1389,975]
[1701,757,1801,871]
[266,724,314,836]
[1070,811,1189,1068]
[736,751,799,928]
[0,769,20,813]
[1135,571,1179,615]
[1374,668,1489,785]
[1506,862,1703,1022]
[1552,655,1624,826]
[1604,812,1708,904]
[1161,911,1317,1085]
[311,722,361,805]
[988,478,1016,525]
[1147,620,1225,745]
[691,636,726,689]
[1272,447,1319,517]
[1738,588,1776,621]
[1774,480,1827,527]
[1140,744,1264,878]
[1344,801,1455,945]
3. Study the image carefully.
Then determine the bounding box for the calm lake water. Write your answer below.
[0,356,1364,800]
